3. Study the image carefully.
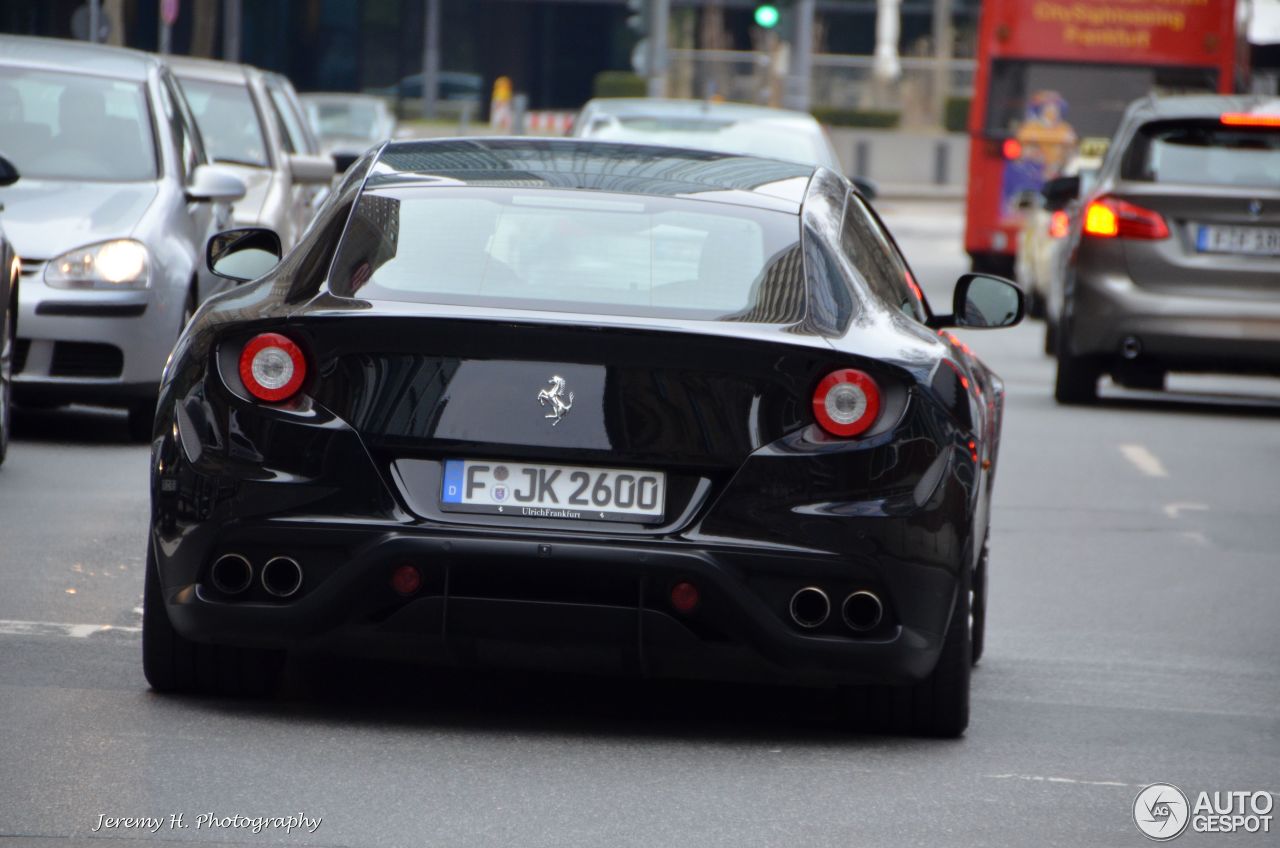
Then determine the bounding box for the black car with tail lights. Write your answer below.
[143,139,1023,737]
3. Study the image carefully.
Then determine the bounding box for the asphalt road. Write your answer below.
[1,200,1277,848]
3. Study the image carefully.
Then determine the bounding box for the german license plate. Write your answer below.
[440,459,666,523]
[1196,225,1280,256]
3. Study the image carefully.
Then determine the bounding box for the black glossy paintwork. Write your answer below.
[148,138,1009,687]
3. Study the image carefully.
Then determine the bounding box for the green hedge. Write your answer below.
[811,107,901,129]
[943,96,971,133]
[593,71,647,99]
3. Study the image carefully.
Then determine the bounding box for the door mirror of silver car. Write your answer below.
[288,153,336,185]
[1041,175,1080,209]
[0,154,18,187]
[332,151,361,174]
[946,273,1025,329]
[207,228,282,283]
[851,177,878,201]
[187,164,246,203]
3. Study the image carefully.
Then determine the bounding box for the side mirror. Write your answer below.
[187,164,246,203]
[1041,175,1080,209]
[933,273,1024,330]
[288,152,336,185]
[0,154,18,187]
[207,227,282,282]
[331,151,360,174]
[851,177,878,201]
[1013,190,1041,211]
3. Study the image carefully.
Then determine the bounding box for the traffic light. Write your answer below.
[628,0,652,75]
[754,4,781,29]
[627,0,650,36]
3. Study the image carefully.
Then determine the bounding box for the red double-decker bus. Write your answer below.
[965,0,1244,275]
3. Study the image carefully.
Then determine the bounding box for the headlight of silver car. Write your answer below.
[44,239,150,289]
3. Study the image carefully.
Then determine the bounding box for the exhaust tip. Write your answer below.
[261,556,303,598]
[842,590,884,632]
[209,553,253,595]
[789,586,831,629]
[1120,336,1142,360]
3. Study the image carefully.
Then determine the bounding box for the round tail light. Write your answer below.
[813,369,881,438]
[239,332,307,402]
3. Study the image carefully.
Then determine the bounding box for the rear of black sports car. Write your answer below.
[144,141,1001,736]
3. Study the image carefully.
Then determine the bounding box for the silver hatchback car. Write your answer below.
[0,36,245,439]
[1052,95,1280,403]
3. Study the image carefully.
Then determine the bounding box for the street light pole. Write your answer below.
[646,0,669,98]
[933,0,954,122]
[785,0,815,112]
[423,0,441,120]
[223,0,242,63]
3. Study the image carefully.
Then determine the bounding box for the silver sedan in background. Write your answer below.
[0,35,245,440]
[301,92,397,172]
[573,97,876,197]
[168,56,334,250]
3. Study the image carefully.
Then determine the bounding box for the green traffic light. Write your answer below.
[754,4,780,28]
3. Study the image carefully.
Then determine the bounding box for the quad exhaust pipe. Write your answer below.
[209,553,253,595]
[789,587,831,629]
[261,556,303,598]
[841,591,884,632]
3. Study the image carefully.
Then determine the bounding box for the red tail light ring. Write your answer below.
[239,332,307,402]
[813,369,881,438]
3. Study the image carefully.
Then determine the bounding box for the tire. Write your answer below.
[1053,319,1101,405]
[142,541,283,696]
[971,545,988,666]
[1042,319,1057,356]
[0,304,12,467]
[844,568,971,738]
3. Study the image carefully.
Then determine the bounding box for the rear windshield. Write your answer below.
[329,187,808,323]
[985,60,1218,141]
[0,66,157,182]
[1121,120,1280,187]
[177,77,269,167]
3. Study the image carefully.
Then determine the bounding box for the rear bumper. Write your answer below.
[1070,266,1280,371]
[156,524,954,687]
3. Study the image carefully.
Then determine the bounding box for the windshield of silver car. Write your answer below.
[176,77,269,168]
[0,67,157,182]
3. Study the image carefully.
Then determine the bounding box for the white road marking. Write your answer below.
[1163,502,1209,520]
[1119,444,1169,478]
[0,619,140,639]
[988,773,1131,788]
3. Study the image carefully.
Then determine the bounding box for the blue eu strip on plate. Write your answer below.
[441,460,465,503]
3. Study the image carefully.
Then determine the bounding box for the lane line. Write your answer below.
[1119,444,1169,478]
[0,619,140,639]
[1162,502,1208,520]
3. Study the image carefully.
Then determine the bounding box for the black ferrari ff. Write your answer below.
[143,139,1023,736]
